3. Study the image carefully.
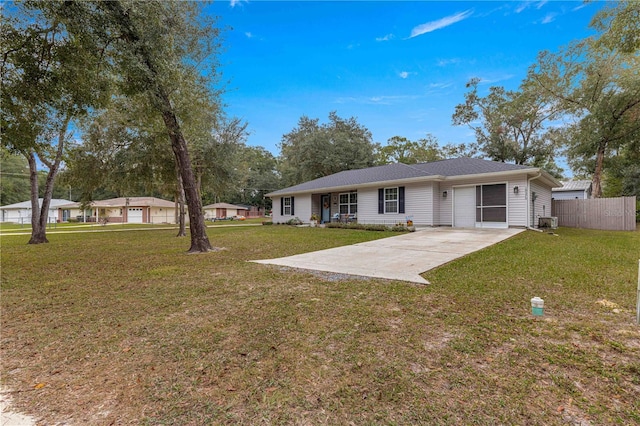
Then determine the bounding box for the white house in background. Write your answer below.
[552,180,593,200]
[267,158,561,229]
[0,199,72,224]
[202,202,248,220]
[58,197,180,224]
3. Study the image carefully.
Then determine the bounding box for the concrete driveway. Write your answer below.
[252,227,525,284]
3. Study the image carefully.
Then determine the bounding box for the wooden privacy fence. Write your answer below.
[552,196,637,231]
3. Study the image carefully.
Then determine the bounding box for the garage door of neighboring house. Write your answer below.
[128,208,143,223]
[454,186,476,228]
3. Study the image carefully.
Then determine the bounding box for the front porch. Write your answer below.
[310,192,358,224]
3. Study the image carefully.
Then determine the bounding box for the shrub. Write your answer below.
[286,217,303,225]
[325,222,409,232]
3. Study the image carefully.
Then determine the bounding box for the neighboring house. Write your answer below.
[58,197,179,224]
[235,204,265,218]
[0,199,72,224]
[203,202,248,220]
[552,180,592,200]
[267,158,561,229]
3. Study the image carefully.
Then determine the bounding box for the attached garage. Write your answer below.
[453,186,475,228]
[128,208,144,223]
[453,183,508,229]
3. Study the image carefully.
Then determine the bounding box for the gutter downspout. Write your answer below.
[527,171,542,230]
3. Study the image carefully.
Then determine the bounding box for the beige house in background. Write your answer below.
[203,202,248,220]
[58,197,181,224]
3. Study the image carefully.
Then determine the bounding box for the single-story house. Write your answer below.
[203,202,248,220]
[58,196,180,224]
[551,180,592,200]
[267,158,561,229]
[0,198,72,224]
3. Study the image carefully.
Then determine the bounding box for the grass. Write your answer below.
[1,225,639,425]
[0,217,266,235]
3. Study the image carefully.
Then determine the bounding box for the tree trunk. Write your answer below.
[175,166,186,237]
[98,1,212,252]
[26,116,69,244]
[26,153,47,244]
[160,92,212,252]
[591,140,607,198]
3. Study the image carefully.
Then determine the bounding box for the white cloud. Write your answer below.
[437,58,461,67]
[230,0,247,8]
[376,34,395,42]
[335,95,420,105]
[409,10,473,38]
[477,74,515,84]
[399,71,410,79]
[515,2,530,14]
[245,32,254,38]
[572,3,588,11]
[515,1,547,14]
[429,82,453,89]
[541,13,556,24]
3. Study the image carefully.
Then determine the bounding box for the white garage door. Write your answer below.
[454,186,476,228]
[128,208,143,224]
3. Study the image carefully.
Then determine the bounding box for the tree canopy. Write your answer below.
[279,112,376,186]
[11,0,225,251]
[530,1,640,197]
[452,78,560,168]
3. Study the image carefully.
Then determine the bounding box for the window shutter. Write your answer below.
[291,196,295,216]
[399,186,405,214]
[280,197,284,216]
[378,189,384,214]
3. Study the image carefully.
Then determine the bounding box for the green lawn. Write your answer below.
[1,226,638,425]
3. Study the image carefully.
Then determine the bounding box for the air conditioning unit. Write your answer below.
[538,216,558,229]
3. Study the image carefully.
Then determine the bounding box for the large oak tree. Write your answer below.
[33,1,223,251]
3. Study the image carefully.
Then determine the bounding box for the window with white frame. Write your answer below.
[283,197,292,215]
[339,192,357,214]
[384,187,398,213]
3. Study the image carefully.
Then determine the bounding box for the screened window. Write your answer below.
[283,197,292,216]
[385,188,398,213]
[475,184,507,223]
[339,192,357,214]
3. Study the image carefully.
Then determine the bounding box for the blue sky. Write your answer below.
[207,1,605,159]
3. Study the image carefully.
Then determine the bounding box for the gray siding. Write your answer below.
[271,195,312,224]
[530,181,552,227]
[507,176,528,227]
[357,182,433,225]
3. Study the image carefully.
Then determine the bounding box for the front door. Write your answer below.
[321,195,331,223]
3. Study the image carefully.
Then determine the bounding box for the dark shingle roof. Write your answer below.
[268,158,538,196]
[411,157,532,176]
[269,163,434,195]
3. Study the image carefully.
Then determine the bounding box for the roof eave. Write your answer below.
[444,168,562,188]
[266,175,444,197]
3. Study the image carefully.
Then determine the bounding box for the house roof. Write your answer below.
[0,199,73,209]
[552,180,592,192]
[267,158,558,197]
[203,202,247,210]
[268,163,434,196]
[411,157,532,176]
[58,197,175,209]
